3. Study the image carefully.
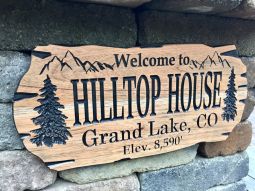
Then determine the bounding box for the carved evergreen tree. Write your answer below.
[222,68,237,121]
[30,75,72,147]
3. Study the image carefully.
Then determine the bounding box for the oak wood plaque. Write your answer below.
[14,44,247,171]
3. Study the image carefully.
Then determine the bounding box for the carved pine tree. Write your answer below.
[30,75,72,147]
[222,68,237,121]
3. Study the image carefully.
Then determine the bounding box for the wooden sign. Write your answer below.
[14,44,247,171]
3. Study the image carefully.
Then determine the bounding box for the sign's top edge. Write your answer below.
[33,44,237,51]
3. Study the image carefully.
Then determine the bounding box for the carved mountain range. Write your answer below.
[191,51,231,70]
[40,50,114,75]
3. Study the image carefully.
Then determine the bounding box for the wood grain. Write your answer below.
[14,44,247,171]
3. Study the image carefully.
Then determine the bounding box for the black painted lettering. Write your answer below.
[197,114,206,128]
[168,74,181,113]
[213,72,222,108]
[193,73,204,110]
[137,75,150,117]
[83,129,97,147]
[114,54,130,67]
[123,76,136,119]
[111,77,124,120]
[181,73,192,112]
[150,75,161,116]
[204,72,213,109]
[90,79,99,123]
[99,78,112,122]
[71,79,91,126]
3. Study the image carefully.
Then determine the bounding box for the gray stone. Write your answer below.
[0,0,136,51]
[69,0,151,7]
[222,0,255,20]
[241,57,255,88]
[138,152,249,191]
[142,0,242,14]
[244,176,255,191]
[207,180,246,191]
[0,51,30,102]
[138,11,255,57]
[42,175,140,191]
[246,145,255,179]
[0,150,57,191]
[0,103,24,150]
[59,145,198,184]
[242,88,255,120]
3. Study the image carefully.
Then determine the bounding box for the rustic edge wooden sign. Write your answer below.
[14,44,247,171]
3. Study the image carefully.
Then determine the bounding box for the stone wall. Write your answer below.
[0,0,254,191]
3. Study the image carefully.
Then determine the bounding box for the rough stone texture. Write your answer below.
[207,180,246,191]
[238,55,253,122]
[138,11,255,57]
[69,0,151,7]
[0,0,136,51]
[138,152,249,191]
[198,121,252,158]
[222,0,255,20]
[141,0,242,14]
[0,150,57,191]
[59,145,197,184]
[242,88,255,120]
[241,57,255,88]
[42,175,140,191]
[0,51,30,102]
[0,103,24,150]
[244,175,255,191]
